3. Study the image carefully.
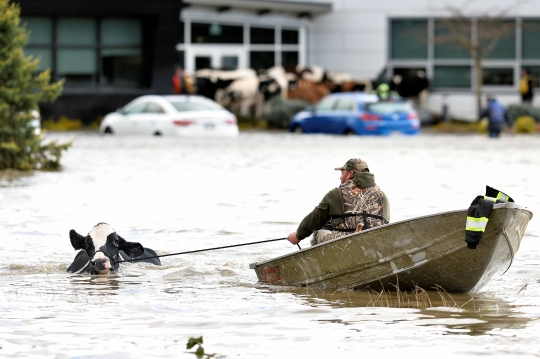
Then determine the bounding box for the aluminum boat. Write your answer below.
[250,203,532,293]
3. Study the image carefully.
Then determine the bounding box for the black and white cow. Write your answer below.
[67,223,161,274]
[194,68,257,101]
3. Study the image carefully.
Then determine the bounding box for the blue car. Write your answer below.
[289,93,420,135]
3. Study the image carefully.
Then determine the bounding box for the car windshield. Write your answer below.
[169,100,224,112]
[365,101,413,114]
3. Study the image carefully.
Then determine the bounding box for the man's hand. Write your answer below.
[287,232,300,245]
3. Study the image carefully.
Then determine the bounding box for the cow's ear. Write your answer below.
[70,229,86,250]
[117,235,127,246]
[117,235,145,258]
[119,241,145,258]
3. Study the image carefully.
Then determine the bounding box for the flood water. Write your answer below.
[1,131,540,358]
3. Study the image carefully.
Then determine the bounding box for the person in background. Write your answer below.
[480,95,513,138]
[520,68,534,104]
[286,158,390,247]
[375,83,390,100]
[172,65,194,94]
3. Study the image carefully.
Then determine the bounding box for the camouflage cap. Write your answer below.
[334,158,369,172]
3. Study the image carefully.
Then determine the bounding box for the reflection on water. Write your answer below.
[1,132,540,357]
[0,169,35,188]
[276,285,533,336]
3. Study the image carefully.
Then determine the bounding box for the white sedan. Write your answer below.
[99,95,239,137]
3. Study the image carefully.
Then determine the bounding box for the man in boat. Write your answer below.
[287,158,390,246]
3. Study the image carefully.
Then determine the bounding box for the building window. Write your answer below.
[524,66,540,88]
[250,51,274,72]
[434,20,471,59]
[195,56,211,70]
[183,21,302,72]
[101,18,142,86]
[282,29,299,44]
[56,18,97,85]
[221,56,238,70]
[389,18,532,90]
[522,20,540,59]
[250,27,274,44]
[390,19,428,60]
[482,68,514,85]
[433,66,471,88]
[282,51,298,68]
[177,51,185,69]
[23,17,53,72]
[23,16,142,88]
[478,20,515,59]
[191,23,243,44]
[56,49,97,85]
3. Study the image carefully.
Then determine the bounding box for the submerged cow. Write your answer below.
[67,223,161,274]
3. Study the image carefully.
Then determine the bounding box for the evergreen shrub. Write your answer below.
[514,116,537,134]
[477,118,488,134]
[42,116,83,131]
[0,0,69,170]
[265,97,310,129]
[507,104,540,123]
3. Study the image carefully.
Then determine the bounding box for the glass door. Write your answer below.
[187,46,246,72]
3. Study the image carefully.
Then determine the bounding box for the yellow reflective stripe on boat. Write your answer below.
[483,196,497,202]
[496,192,509,201]
[466,217,489,231]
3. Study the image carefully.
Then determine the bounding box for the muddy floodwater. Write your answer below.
[1,131,540,358]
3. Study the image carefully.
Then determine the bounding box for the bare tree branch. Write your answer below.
[430,0,525,118]
[492,0,529,18]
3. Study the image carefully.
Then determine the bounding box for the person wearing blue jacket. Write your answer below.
[480,96,513,138]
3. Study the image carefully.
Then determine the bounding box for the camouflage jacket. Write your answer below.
[296,172,390,240]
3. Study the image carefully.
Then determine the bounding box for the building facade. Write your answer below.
[308,0,540,119]
[16,0,540,122]
[178,0,332,73]
[18,0,185,122]
[17,0,331,123]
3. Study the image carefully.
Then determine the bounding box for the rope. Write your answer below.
[113,237,299,265]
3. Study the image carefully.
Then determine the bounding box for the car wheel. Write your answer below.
[154,131,162,136]
[344,129,355,135]
[103,127,114,134]
[293,125,304,133]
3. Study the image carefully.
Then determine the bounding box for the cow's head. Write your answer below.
[259,78,281,101]
[69,223,144,274]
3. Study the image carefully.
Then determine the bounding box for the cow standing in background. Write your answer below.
[326,72,371,94]
[192,65,372,115]
[296,65,327,83]
[193,68,257,101]
[217,75,260,116]
[287,67,371,104]
[265,66,293,99]
[288,78,330,104]
[285,65,329,104]
[392,70,429,107]
[215,66,294,117]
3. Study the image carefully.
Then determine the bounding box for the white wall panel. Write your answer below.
[426,93,529,121]
[309,2,387,77]
[344,33,386,51]
[308,0,540,79]
[334,0,538,15]
[339,0,432,9]
[304,0,540,114]
[311,52,385,78]
[312,13,385,30]
[310,31,345,51]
